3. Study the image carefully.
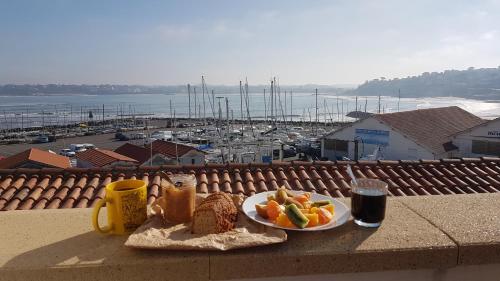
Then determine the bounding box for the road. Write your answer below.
[0,132,147,157]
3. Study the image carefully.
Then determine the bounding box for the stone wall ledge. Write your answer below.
[0,194,499,281]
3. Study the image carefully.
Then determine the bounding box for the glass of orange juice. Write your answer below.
[161,174,197,224]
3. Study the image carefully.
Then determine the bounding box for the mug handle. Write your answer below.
[92,198,112,234]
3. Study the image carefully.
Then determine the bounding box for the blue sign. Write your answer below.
[355,129,389,146]
[262,155,272,163]
[198,144,213,150]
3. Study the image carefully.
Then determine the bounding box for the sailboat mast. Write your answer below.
[226,97,231,163]
[398,89,401,112]
[284,90,287,125]
[341,99,344,122]
[245,78,250,128]
[240,80,245,130]
[169,100,173,126]
[240,81,244,126]
[378,94,381,114]
[263,88,267,122]
[336,95,340,122]
[315,88,318,135]
[270,79,274,126]
[202,76,207,125]
[355,96,358,119]
[187,84,191,121]
[193,86,197,119]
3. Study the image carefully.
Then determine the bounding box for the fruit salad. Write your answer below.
[255,188,335,229]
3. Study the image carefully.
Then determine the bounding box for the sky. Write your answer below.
[1,0,500,85]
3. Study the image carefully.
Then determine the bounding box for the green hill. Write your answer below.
[348,67,500,100]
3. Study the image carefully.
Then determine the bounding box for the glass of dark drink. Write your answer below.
[351,178,388,228]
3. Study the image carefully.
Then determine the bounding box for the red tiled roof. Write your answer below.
[76,149,138,167]
[0,157,499,211]
[114,141,201,165]
[114,143,150,165]
[149,140,200,158]
[374,106,485,154]
[0,148,71,169]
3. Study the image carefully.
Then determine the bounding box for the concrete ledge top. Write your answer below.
[400,193,500,266]
[0,194,499,281]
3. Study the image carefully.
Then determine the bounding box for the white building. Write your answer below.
[451,117,500,157]
[321,106,485,161]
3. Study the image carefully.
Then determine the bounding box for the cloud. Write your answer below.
[396,30,500,72]
[156,24,194,41]
[209,21,254,39]
[153,19,254,43]
[480,30,497,40]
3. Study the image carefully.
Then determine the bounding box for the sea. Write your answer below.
[0,92,499,130]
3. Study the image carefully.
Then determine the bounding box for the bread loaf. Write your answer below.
[191,192,238,234]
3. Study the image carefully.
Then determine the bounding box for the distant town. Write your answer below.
[2,67,500,100]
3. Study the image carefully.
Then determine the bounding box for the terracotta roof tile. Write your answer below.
[0,148,71,169]
[0,158,499,210]
[76,149,138,167]
[198,170,208,194]
[210,169,220,193]
[232,169,245,194]
[114,143,150,165]
[149,140,201,158]
[256,180,268,193]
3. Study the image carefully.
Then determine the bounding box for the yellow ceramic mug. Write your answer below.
[92,180,148,235]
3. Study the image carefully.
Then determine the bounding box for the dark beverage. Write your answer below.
[351,188,386,226]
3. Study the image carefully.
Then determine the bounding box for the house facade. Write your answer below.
[321,117,436,160]
[452,118,500,157]
[321,107,485,161]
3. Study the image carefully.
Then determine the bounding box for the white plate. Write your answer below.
[242,191,350,231]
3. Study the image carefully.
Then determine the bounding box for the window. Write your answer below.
[191,159,195,164]
[324,139,348,152]
[472,140,500,156]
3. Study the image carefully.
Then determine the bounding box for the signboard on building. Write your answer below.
[487,131,500,138]
[355,129,390,146]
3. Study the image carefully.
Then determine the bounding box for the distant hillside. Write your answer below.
[347,67,500,100]
[0,84,350,96]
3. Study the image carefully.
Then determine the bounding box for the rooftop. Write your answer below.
[114,143,150,164]
[0,157,499,211]
[374,106,485,154]
[115,140,202,165]
[76,148,138,167]
[0,148,71,169]
[148,140,202,158]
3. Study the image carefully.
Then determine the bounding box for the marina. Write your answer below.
[1,78,500,164]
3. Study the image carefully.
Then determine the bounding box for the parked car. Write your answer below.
[82,143,96,149]
[151,130,172,141]
[131,133,146,139]
[144,137,157,145]
[117,134,130,141]
[59,149,76,157]
[70,144,87,153]
[35,135,49,143]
